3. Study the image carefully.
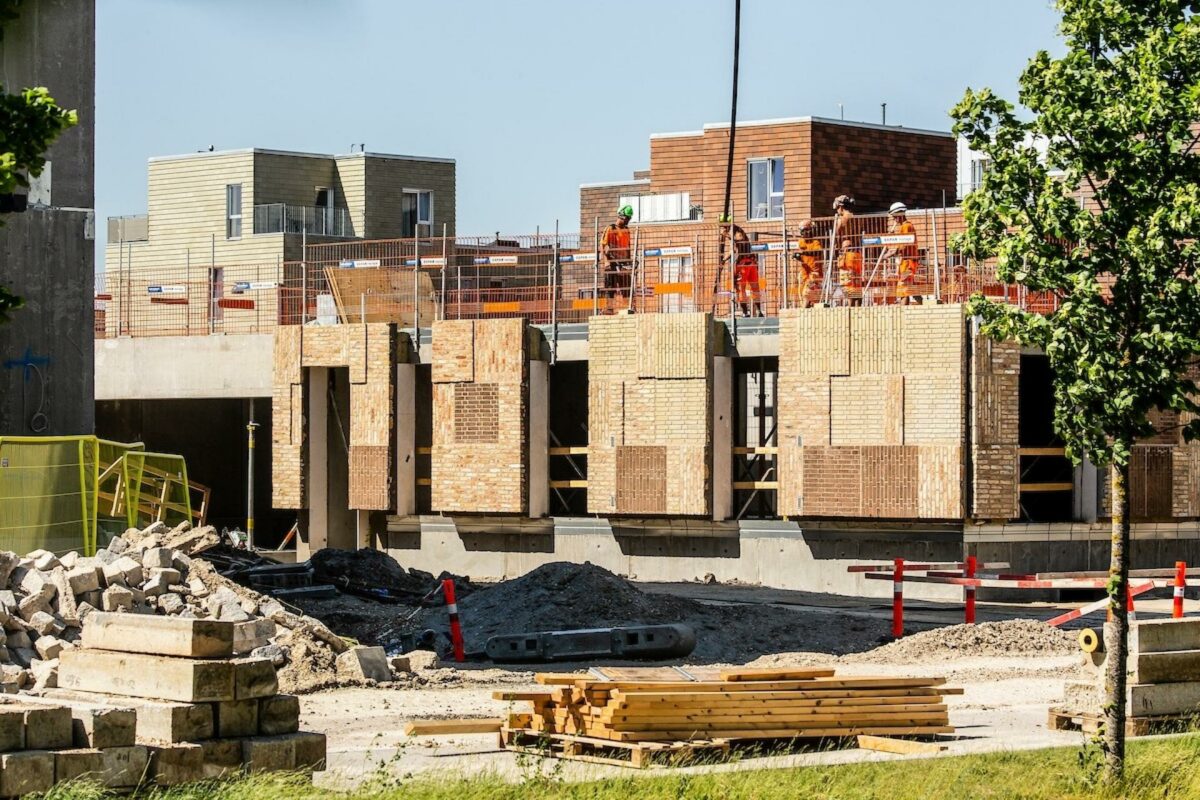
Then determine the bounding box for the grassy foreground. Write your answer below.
[38,735,1200,800]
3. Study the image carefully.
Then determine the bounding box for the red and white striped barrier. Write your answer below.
[443,578,466,663]
[1047,582,1155,627]
[1175,561,1188,619]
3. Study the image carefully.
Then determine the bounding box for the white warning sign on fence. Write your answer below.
[146,285,185,295]
[861,234,916,246]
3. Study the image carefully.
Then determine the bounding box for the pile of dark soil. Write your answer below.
[310,548,476,602]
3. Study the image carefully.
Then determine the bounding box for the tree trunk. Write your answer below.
[1103,456,1132,782]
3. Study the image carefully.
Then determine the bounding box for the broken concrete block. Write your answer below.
[214,698,259,738]
[186,577,209,599]
[149,742,205,786]
[242,735,296,773]
[143,521,169,537]
[27,611,64,637]
[0,590,16,613]
[34,635,65,660]
[233,618,276,654]
[113,556,144,587]
[17,568,56,603]
[82,612,236,658]
[336,645,391,682]
[99,745,150,788]
[101,585,134,612]
[101,562,128,588]
[59,649,236,703]
[54,748,106,782]
[66,565,101,596]
[17,593,50,622]
[143,547,175,569]
[291,731,328,772]
[389,655,412,674]
[76,601,98,621]
[0,706,26,751]
[70,705,137,749]
[159,593,185,615]
[145,568,182,596]
[22,704,73,749]
[233,658,278,700]
[251,643,286,667]
[50,568,78,620]
[31,657,58,691]
[59,551,79,570]
[0,554,18,589]
[0,750,55,796]
[199,738,242,779]
[258,694,300,736]
[172,551,192,573]
[95,548,118,565]
[31,551,60,572]
[133,699,214,743]
[405,650,441,671]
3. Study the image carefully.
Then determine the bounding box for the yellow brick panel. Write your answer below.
[918,446,963,518]
[904,373,963,445]
[850,306,902,375]
[431,319,474,383]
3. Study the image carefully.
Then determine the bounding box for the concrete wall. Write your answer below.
[0,0,96,436]
[95,334,273,400]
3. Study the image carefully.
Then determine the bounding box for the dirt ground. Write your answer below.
[296,586,1199,789]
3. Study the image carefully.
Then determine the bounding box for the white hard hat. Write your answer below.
[888,202,907,215]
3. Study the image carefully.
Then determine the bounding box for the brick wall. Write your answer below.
[587,312,713,516]
[778,304,966,520]
[430,318,529,514]
[970,335,1020,520]
[579,180,649,236]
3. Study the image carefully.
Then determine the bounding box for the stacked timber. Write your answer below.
[1056,618,1200,735]
[36,612,326,785]
[496,667,956,767]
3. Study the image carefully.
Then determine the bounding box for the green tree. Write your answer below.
[952,0,1200,782]
[0,0,79,322]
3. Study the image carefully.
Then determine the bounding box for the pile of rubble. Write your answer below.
[2,522,439,696]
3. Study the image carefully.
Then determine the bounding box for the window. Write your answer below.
[401,190,433,237]
[747,158,784,219]
[225,184,242,238]
[970,157,990,191]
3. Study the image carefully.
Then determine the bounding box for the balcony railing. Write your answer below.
[253,204,354,238]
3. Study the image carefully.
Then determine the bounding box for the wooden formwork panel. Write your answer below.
[779,307,851,376]
[904,372,964,445]
[348,444,391,510]
[861,446,918,518]
[918,446,963,519]
[616,445,668,514]
[350,380,392,447]
[899,304,966,374]
[667,445,709,516]
[273,325,302,386]
[850,306,902,375]
[302,326,350,367]
[588,381,624,449]
[474,318,528,384]
[325,266,436,325]
[431,319,475,383]
[801,446,863,517]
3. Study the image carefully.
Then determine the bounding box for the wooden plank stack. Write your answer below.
[496,666,956,767]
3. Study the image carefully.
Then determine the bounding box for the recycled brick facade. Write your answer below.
[430,318,530,514]
[271,323,396,510]
[777,304,966,520]
[587,312,713,516]
[580,117,955,227]
[969,335,1021,520]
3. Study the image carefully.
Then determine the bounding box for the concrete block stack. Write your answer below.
[45,611,326,784]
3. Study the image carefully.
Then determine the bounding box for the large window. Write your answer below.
[225,183,242,239]
[747,158,784,219]
[402,190,433,237]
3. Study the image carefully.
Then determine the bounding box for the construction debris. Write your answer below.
[482,666,956,767]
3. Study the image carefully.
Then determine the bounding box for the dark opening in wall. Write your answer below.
[549,361,588,516]
[733,356,778,520]
[415,364,432,514]
[1018,354,1074,522]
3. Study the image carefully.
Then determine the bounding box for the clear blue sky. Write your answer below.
[95,0,1061,264]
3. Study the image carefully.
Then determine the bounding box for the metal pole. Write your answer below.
[246,399,259,550]
[186,250,191,335]
[593,216,600,316]
[209,234,215,334]
[930,208,941,303]
[302,208,308,324]
[631,225,641,313]
[729,221,737,344]
[413,260,420,344]
[551,219,559,363]
[780,205,788,313]
[440,222,448,320]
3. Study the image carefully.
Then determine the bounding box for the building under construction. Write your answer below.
[94,116,1200,598]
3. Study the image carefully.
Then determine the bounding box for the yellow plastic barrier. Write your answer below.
[0,436,98,555]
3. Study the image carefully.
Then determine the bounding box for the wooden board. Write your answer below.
[718,668,837,682]
[404,718,504,736]
[856,734,947,755]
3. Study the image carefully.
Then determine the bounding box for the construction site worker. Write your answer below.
[600,205,634,309]
[791,219,824,307]
[881,202,921,304]
[836,238,863,306]
[832,194,856,235]
[718,214,762,318]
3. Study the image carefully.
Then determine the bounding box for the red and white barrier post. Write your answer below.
[1174,561,1187,619]
[964,555,977,624]
[443,579,466,662]
[892,558,905,639]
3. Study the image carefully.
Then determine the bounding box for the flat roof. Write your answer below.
[148,147,455,164]
[649,115,952,140]
[578,178,652,189]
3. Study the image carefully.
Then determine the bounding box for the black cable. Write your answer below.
[721,0,741,222]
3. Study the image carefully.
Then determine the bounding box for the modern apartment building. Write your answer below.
[102,148,455,337]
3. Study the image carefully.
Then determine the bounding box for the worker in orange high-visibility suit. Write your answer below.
[600,205,634,310]
[836,238,863,306]
[882,202,921,304]
[791,219,824,307]
[718,214,762,317]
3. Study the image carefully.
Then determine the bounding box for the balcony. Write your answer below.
[108,215,148,242]
[253,204,354,238]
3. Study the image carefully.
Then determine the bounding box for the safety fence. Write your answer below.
[96,208,1062,337]
[0,436,209,555]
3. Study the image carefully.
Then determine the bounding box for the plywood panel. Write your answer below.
[851,306,902,375]
[918,446,963,518]
[616,445,667,514]
[325,266,436,325]
[431,320,474,384]
[348,445,391,510]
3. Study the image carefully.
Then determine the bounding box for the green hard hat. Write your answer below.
[718,213,732,223]
[618,205,633,218]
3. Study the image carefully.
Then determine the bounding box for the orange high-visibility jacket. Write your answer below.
[602,224,631,262]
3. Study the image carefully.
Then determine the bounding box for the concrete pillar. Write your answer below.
[395,363,416,516]
[528,360,549,518]
[303,368,329,556]
[712,356,733,521]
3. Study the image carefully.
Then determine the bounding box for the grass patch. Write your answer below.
[36,734,1200,800]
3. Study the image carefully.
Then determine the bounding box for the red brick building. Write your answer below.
[580,116,957,231]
